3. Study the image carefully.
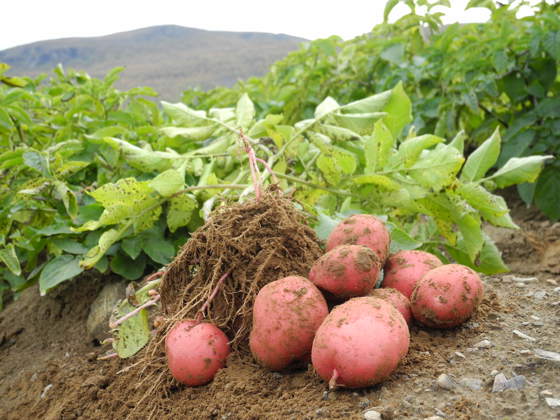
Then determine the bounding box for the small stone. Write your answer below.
[546,279,558,286]
[519,349,532,355]
[40,384,53,399]
[437,374,459,391]
[322,391,329,401]
[454,351,466,359]
[424,417,444,420]
[534,349,560,363]
[530,315,541,321]
[513,330,537,342]
[540,390,554,397]
[86,282,127,341]
[490,370,499,376]
[363,409,382,420]
[315,408,327,417]
[554,287,560,293]
[515,283,527,288]
[459,377,483,391]
[534,290,547,300]
[545,398,560,408]
[358,399,370,409]
[511,276,538,282]
[30,373,38,382]
[552,301,560,306]
[492,373,527,392]
[435,408,446,417]
[474,339,493,349]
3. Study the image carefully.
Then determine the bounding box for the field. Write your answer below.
[1,200,559,419]
[1,1,559,419]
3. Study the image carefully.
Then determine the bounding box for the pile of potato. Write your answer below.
[165,214,484,389]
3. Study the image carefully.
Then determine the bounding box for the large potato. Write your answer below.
[382,250,442,298]
[165,320,230,386]
[326,214,391,263]
[311,296,409,388]
[309,245,381,300]
[249,276,329,371]
[411,264,484,328]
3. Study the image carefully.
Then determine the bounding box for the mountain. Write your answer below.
[0,25,306,100]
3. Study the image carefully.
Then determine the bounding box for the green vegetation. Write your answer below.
[0,0,556,312]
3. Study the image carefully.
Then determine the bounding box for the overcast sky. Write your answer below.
[0,0,514,51]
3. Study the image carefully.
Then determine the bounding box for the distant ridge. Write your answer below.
[0,25,306,100]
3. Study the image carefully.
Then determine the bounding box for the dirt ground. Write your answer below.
[1,201,559,420]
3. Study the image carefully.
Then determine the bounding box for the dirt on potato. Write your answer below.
[1,204,560,420]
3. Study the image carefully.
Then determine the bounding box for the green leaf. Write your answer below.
[534,166,560,221]
[384,0,400,21]
[317,124,361,142]
[383,82,412,139]
[387,223,422,253]
[457,183,518,228]
[391,134,444,168]
[0,244,21,276]
[315,97,340,118]
[353,174,401,190]
[381,43,405,65]
[449,130,466,154]
[81,228,123,269]
[341,89,392,114]
[51,238,89,254]
[96,137,176,173]
[142,236,175,265]
[477,233,509,274]
[39,255,84,296]
[407,144,464,191]
[161,101,207,124]
[314,211,342,241]
[461,128,501,182]
[149,169,184,197]
[53,180,78,219]
[160,125,216,141]
[111,252,146,280]
[333,112,386,135]
[121,237,143,259]
[365,120,394,173]
[315,145,357,185]
[456,213,484,262]
[23,150,50,176]
[485,156,553,188]
[167,194,197,233]
[115,302,151,358]
[236,93,255,130]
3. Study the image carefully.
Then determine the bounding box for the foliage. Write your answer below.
[183,0,560,220]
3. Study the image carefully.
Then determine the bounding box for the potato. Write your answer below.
[326,214,390,263]
[249,276,329,371]
[410,264,484,328]
[309,245,381,300]
[369,287,412,325]
[165,320,230,386]
[311,296,409,388]
[382,250,443,298]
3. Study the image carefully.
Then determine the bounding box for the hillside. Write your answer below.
[0,25,306,100]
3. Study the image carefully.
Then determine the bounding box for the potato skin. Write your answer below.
[370,287,412,325]
[382,250,443,299]
[249,276,329,371]
[165,320,230,386]
[326,214,391,263]
[311,297,409,388]
[410,264,484,328]
[309,245,381,300]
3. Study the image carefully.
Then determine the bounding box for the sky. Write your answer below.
[0,0,533,51]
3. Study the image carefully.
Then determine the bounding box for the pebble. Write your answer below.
[40,384,53,399]
[540,390,554,397]
[546,279,558,286]
[490,370,499,376]
[545,398,560,408]
[554,287,560,293]
[533,290,547,300]
[510,276,538,282]
[459,378,483,391]
[474,339,493,349]
[437,374,459,391]
[315,408,327,417]
[363,409,382,420]
[552,301,560,306]
[513,330,537,341]
[454,351,466,359]
[358,399,370,409]
[424,417,444,420]
[534,349,560,363]
[492,373,527,392]
[519,349,532,355]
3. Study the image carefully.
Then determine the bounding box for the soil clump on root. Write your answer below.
[160,186,323,348]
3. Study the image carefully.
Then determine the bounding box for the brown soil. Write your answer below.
[1,208,560,420]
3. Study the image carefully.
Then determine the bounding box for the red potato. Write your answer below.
[165,320,230,386]
[382,250,443,299]
[369,287,412,326]
[411,264,484,328]
[312,296,409,388]
[249,276,329,371]
[326,214,391,263]
[309,245,381,300]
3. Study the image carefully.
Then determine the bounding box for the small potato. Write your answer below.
[326,214,391,263]
[369,287,412,325]
[250,276,329,371]
[382,250,443,299]
[309,245,381,300]
[411,264,484,328]
[311,296,409,388]
[165,320,230,386]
